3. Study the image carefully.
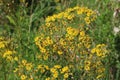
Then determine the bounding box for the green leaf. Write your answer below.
[6,15,16,26]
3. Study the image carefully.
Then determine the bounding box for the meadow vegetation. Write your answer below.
[0,0,120,80]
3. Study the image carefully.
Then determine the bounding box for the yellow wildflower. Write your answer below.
[64,73,69,79]
[3,50,13,58]
[53,71,58,78]
[40,67,45,73]
[67,14,75,20]
[34,36,39,45]
[61,66,69,74]
[39,47,46,53]
[54,65,61,69]
[26,63,33,71]
[84,17,91,24]
[85,61,91,66]
[84,65,90,71]
[50,68,57,73]
[6,56,13,61]
[22,59,27,66]
[80,31,85,36]
[44,65,49,70]
[46,37,53,45]
[0,42,5,48]
[45,77,50,80]
[21,74,27,80]
[59,38,66,45]
[13,68,18,73]
[37,64,42,69]
[58,51,63,55]
[91,48,96,53]
[14,56,18,61]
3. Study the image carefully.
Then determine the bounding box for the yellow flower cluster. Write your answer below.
[66,27,79,40]
[34,6,108,79]
[37,64,49,73]
[61,66,71,79]
[48,65,71,79]
[0,37,7,48]
[13,59,34,80]
[15,63,71,80]
[45,6,96,25]
[3,50,18,61]
[50,67,58,79]
[91,44,108,58]
[84,60,91,71]
[0,5,109,80]
[35,35,54,60]
[0,6,109,80]
[0,36,18,62]
[81,44,108,79]
[18,59,33,71]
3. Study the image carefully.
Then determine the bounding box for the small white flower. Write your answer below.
[113,11,117,18]
[113,8,120,18]
[113,27,120,35]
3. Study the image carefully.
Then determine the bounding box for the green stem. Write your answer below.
[116,69,120,80]
[29,0,34,33]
